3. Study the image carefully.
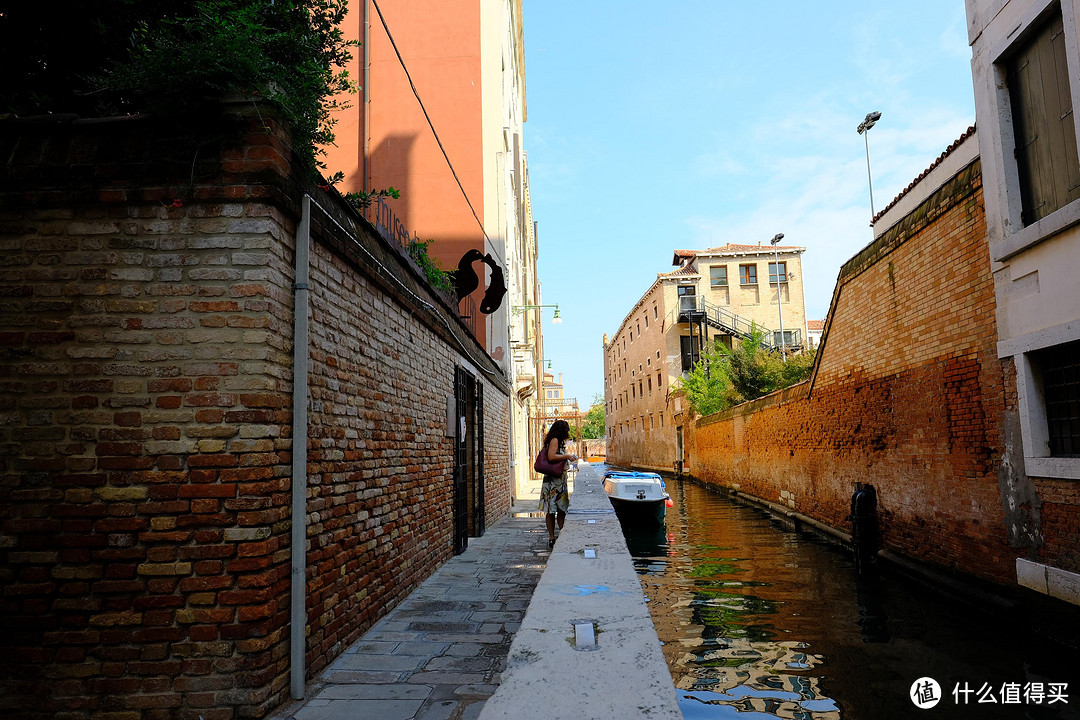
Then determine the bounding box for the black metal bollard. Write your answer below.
[847,482,879,573]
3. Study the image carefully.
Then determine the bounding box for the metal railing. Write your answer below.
[679,297,801,350]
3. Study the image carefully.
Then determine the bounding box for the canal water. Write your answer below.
[611,473,1078,719]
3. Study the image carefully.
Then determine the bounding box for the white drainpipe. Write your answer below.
[290,194,311,699]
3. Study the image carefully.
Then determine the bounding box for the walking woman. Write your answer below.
[539,419,577,547]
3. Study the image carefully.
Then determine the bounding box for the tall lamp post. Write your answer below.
[857,111,882,220]
[770,233,787,360]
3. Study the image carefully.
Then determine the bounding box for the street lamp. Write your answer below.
[770,233,787,361]
[513,303,561,323]
[511,303,563,468]
[857,111,882,220]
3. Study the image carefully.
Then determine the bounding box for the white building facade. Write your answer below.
[967,0,1080,605]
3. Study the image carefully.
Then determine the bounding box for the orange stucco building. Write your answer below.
[326,1,544,498]
[326,0,525,354]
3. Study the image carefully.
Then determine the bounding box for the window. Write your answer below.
[677,285,697,314]
[772,330,798,347]
[630,330,633,342]
[648,378,652,394]
[644,315,649,328]
[653,306,658,320]
[769,261,787,284]
[1007,9,1080,225]
[710,266,728,287]
[1039,339,1080,457]
[739,264,757,285]
[657,372,662,388]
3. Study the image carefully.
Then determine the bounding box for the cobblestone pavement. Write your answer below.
[269,503,551,720]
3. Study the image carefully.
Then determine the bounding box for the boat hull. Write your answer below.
[609,495,667,526]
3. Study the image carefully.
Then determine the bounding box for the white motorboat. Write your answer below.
[603,470,672,526]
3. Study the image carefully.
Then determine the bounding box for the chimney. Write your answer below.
[559,373,563,385]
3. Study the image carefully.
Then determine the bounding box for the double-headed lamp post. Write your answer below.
[512,303,561,324]
[511,303,562,458]
[770,233,787,360]
[857,111,882,220]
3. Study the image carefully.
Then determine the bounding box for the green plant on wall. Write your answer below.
[407,239,455,295]
[678,340,740,417]
[677,328,817,417]
[87,0,357,175]
[580,395,606,439]
[342,186,400,209]
[339,188,454,296]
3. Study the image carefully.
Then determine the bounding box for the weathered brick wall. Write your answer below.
[302,208,511,675]
[0,109,511,719]
[686,161,1020,585]
[484,392,511,524]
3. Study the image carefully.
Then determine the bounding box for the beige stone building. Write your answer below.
[604,242,807,472]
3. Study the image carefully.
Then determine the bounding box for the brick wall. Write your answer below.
[0,108,511,719]
[685,161,1021,586]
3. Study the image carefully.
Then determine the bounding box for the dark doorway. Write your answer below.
[453,367,486,555]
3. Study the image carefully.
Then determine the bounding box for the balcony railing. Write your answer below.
[678,297,801,350]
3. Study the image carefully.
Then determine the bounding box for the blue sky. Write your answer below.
[522,1,977,407]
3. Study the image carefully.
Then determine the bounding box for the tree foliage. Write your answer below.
[580,395,606,440]
[2,1,356,174]
[677,330,817,417]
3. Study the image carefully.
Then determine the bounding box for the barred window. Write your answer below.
[1038,339,1080,457]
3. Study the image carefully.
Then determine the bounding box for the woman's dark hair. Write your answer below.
[544,419,570,445]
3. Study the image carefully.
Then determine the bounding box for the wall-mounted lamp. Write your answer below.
[513,303,563,323]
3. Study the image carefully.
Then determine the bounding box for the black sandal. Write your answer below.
[548,538,556,548]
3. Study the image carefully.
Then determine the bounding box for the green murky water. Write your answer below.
[612,474,1079,719]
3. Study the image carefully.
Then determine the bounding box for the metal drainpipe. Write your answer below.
[290,195,311,700]
[363,0,371,194]
[507,324,516,502]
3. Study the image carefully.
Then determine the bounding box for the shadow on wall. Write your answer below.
[368,133,416,227]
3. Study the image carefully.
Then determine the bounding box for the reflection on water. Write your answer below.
[612,473,1079,720]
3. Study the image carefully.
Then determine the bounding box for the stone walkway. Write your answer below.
[269,504,551,720]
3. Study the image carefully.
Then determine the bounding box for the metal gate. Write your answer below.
[453,367,470,555]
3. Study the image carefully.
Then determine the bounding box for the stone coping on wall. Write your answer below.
[0,105,510,395]
[478,463,682,720]
[696,380,810,427]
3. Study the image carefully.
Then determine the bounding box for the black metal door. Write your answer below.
[453,367,469,555]
[474,380,485,536]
